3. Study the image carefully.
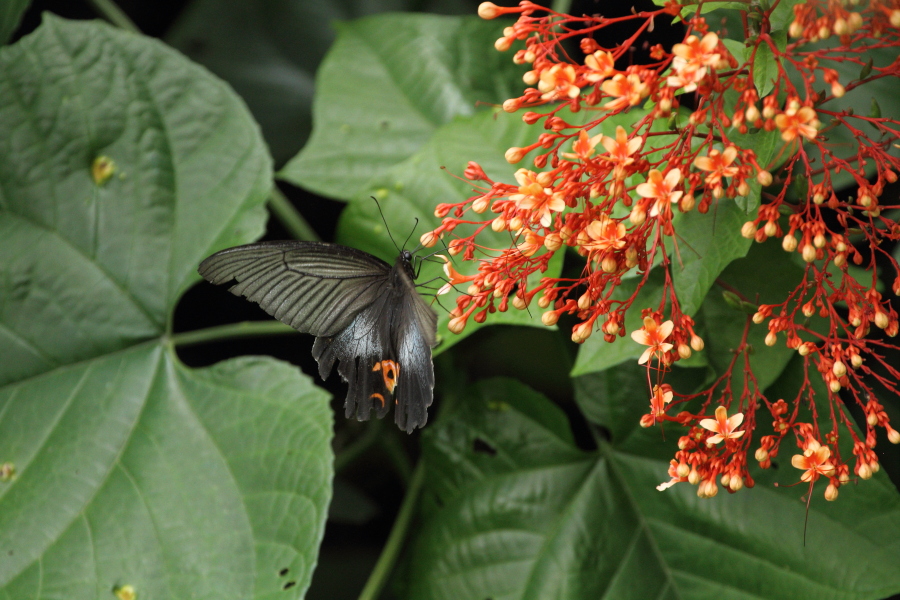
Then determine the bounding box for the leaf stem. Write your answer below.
[357,462,424,600]
[170,321,297,347]
[86,0,140,33]
[269,186,321,241]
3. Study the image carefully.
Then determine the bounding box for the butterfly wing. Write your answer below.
[198,241,391,337]
[392,271,438,432]
[311,292,395,424]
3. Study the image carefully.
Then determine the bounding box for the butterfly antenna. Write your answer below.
[371,197,402,252]
[402,218,420,250]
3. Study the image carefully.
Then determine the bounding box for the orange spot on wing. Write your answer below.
[370,393,385,408]
[372,360,401,393]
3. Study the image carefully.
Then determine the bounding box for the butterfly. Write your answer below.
[198,241,438,433]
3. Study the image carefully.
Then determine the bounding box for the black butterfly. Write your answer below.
[198,241,438,433]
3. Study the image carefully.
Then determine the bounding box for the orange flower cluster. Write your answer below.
[425,1,900,500]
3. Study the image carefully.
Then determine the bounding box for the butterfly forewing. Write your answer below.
[198,240,438,433]
[198,241,392,337]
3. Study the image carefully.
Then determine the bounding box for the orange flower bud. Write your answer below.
[629,206,646,225]
[448,316,467,334]
[782,234,798,252]
[420,231,440,247]
[888,427,900,444]
[600,256,617,273]
[577,292,592,310]
[690,335,704,351]
[741,221,758,239]
[477,2,502,19]
[801,244,817,262]
[746,105,761,123]
[571,321,593,343]
[544,232,562,251]
[688,466,700,485]
[505,147,525,164]
[858,462,872,479]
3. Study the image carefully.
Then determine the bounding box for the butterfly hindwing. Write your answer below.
[311,290,395,422]
[198,241,392,337]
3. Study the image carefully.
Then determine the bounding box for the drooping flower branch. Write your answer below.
[424,0,900,499]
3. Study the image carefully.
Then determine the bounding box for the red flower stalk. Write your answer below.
[426,1,900,499]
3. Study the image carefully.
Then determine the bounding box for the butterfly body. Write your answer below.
[198,241,437,432]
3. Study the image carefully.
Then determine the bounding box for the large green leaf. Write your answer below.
[404,377,900,600]
[0,15,333,599]
[0,15,271,386]
[279,13,525,199]
[166,0,472,166]
[0,0,29,44]
[0,352,333,600]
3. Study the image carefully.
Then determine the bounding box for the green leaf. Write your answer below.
[335,109,566,351]
[0,352,333,599]
[870,97,882,119]
[669,200,753,315]
[770,28,789,54]
[749,40,777,98]
[405,378,900,600]
[165,0,473,166]
[0,0,29,44]
[0,15,333,598]
[0,14,270,385]
[279,13,525,199]
[859,57,874,81]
